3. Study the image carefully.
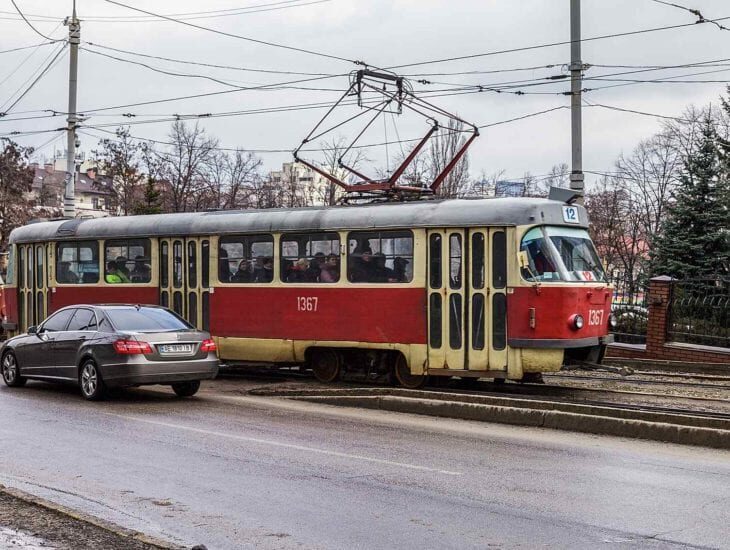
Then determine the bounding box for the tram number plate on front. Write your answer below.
[158,344,194,355]
[562,205,579,224]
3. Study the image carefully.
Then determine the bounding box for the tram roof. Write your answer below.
[9,197,587,244]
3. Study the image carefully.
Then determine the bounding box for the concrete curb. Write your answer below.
[293,395,730,450]
[0,484,184,550]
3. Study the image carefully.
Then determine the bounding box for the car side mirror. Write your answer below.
[27,325,38,335]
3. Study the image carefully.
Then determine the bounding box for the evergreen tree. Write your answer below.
[132,178,163,215]
[650,118,729,278]
[0,139,35,251]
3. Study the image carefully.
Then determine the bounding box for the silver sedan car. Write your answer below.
[1,304,219,400]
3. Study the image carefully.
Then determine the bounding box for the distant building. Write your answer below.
[29,160,113,218]
[268,161,351,206]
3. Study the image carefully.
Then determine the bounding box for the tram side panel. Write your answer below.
[210,286,428,364]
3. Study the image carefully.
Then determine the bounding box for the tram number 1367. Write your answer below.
[297,296,319,312]
[588,309,604,326]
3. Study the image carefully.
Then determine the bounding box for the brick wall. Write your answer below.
[607,276,730,365]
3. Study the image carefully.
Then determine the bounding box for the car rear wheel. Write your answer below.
[79,360,106,401]
[171,380,200,397]
[2,352,26,387]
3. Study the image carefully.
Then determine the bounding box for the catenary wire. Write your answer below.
[9,0,61,41]
[0,43,67,114]
[100,0,359,64]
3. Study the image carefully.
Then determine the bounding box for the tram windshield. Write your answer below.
[520,226,606,283]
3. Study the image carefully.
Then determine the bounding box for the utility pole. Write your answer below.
[63,0,80,218]
[569,0,584,203]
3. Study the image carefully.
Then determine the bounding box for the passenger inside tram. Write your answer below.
[218,249,231,282]
[105,261,124,284]
[131,256,151,283]
[231,260,251,283]
[56,261,79,284]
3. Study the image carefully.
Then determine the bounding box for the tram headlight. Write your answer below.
[608,313,618,330]
[569,314,584,330]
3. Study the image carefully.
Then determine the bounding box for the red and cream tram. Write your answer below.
[2,195,614,387]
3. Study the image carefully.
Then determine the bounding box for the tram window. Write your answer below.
[201,240,210,288]
[160,242,169,287]
[449,294,463,349]
[472,294,485,350]
[429,293,442,349]
[281,232,339,283]
[492,231,507,289]
[492,293,507,351]
[449,233,462,290]
[220,235,274,284]
[187,241,197,288]
[173,241,183,288]
[26,247,33,288]
[348,230,413,283]
[173,291,183,316]
[188,292,198,327]
[104,239,151,284]
[471,233,485,290]
[202,292,210,332]
[429,234,442,289]
[56,241,99,284]
[6,246,15,286]
[35,247,44,289]
[17,246,24,288]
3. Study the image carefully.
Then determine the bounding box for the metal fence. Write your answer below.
[668,278,730,349]
[610,276,648,345]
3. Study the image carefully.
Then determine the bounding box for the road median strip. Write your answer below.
[249,388,730,449]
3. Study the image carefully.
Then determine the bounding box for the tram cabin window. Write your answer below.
[280,232,340,283]
[219,235,274,283]
[56,241,99,284]
[348,231,413,283]
[104,239,151,284]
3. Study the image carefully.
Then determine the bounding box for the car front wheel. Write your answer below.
[79,360,106,401]
[1,352,26,387]
[171,380,200,397]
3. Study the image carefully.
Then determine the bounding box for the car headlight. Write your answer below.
[569,314,584,330]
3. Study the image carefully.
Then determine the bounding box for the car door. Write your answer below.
[20,308,75,379]
[53,308,97,380]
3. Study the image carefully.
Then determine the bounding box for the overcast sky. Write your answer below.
[2,0,729,185]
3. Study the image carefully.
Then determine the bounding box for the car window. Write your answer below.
[41,309,76,332]
[67,309,98,331]
[104,307,192,332]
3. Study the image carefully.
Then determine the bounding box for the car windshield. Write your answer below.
[520,226,606,283]
[105,307,192,332]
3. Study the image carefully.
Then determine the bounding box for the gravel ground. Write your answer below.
[0,492,168,550]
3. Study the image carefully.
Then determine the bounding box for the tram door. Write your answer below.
[426,228,508,373]
[17,244,49,332]
[158,238,211,330]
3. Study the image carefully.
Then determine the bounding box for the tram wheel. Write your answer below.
[393,354,427,389]
[311,349,341,383]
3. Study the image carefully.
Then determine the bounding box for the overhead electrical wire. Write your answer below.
[0,42,67,114]
[100,0,359,65]
[386,16,730,70]
[80,46,346,92]
[0,41,58,55]
[649,0,729,31]
[9,0,61,41]
[0,0,333,23]
[582,100,691,122]
[83,42,337,76]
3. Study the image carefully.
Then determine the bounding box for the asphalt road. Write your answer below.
[1,380,729,549]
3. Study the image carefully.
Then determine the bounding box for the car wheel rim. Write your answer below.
[2,355,16,384]
[81,364,97,396]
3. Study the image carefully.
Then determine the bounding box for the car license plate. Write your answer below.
[159,344,194,355]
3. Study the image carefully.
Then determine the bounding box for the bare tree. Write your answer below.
[93,127,146,215]
[318,137,368,205]
[428,121,471,198]
[224,150,263,209]
[158,121,218,212]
